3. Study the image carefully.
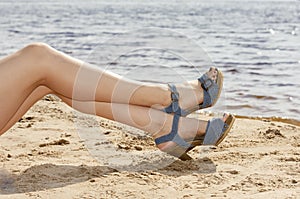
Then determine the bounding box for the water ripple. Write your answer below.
[0,0,299,120]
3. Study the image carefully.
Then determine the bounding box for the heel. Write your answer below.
[155,115,192,161]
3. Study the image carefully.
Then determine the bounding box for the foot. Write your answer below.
[154,113,229,152]
[162,67,220,114]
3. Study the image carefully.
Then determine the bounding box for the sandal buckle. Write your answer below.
[171,91,179,102]
[202,79,213,91]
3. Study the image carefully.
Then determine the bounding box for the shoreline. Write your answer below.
[0,96,299,198]
[234,115,300,127]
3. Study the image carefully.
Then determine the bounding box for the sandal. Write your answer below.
[154,114,235,161]
[163,67,223,116]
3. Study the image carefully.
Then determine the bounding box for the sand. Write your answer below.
[0,95,299,199]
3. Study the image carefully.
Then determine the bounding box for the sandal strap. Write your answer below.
[198,73,220,109]
[203,118,227,145]
[163,84,187,116]
[154,115,191,148]
[199,74,214,90]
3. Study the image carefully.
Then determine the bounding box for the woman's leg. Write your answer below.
[0,85,229,152]
[0,43,156,131]
[59,95,227,152]
[2,43,218,105]
[0,43,170,104]
[0,84,205,138]
[0,43,217,131]
[0,86,52,135]
[0,45,48,130]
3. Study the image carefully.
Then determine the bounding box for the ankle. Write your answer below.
[152,113,173,139]
[159,85,172,107]
[179,117,206,139]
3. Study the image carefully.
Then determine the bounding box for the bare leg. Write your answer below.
[0,85,229,152]
[0,86,52,135]
[38,42,218,110]
[0,85,205,139]
[0,43,170,104]
[0,43,218,131]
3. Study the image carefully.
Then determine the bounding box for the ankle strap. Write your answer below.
[154,115,191,148]
[163,84,190,116]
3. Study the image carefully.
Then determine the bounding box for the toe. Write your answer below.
[222,113,229,122]
[208,67,218,81]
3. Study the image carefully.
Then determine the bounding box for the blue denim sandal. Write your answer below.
[163,68,223,116]
[155,114,235,161]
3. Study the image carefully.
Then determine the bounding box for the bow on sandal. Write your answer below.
[163,67,223,116]
[154,114,235,161]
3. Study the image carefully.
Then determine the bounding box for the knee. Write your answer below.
[17,43,56,77]
[21,42,53,58]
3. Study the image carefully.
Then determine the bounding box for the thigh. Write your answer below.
[0,47,46,132]
[0,85,51,135]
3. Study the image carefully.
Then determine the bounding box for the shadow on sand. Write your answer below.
[0,157,215,194]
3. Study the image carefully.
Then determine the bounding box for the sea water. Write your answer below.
[0,0,299,120]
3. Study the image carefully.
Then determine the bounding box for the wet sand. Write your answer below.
[0,96,299,198]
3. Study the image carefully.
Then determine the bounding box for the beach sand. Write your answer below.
[0,96,299,199]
